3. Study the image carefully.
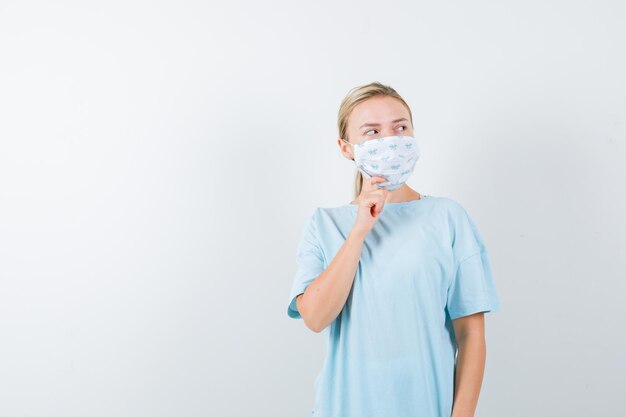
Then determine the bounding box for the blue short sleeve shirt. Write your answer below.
[287,195,502,417]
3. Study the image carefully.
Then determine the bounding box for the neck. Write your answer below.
[351,185,421,205]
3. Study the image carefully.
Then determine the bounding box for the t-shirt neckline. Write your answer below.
[346,194,430,208]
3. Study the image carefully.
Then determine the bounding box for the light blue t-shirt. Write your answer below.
[287,195,502,417]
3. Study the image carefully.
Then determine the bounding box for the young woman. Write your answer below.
[287,82,502,417]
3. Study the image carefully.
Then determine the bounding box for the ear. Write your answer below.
[338,137,354,161]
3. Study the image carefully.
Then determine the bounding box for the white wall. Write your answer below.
[0,1,624,416]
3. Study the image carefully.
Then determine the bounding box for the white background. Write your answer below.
[0,1,624,416]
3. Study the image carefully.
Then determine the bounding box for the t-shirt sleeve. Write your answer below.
[446,205,502,320]
[287,208,326,319]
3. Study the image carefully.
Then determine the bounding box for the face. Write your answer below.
[338,95,414,161]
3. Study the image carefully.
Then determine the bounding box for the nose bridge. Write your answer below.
[382,124,402,138]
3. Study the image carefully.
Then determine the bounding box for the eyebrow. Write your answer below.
[359,118,409,129]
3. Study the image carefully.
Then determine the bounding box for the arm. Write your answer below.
[450,312,487,417]
[296,227,367,333]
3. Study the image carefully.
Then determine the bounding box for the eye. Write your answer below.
[365,129,378,136]
[397,125,407,131]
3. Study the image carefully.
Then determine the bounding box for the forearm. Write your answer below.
[298,228,367,333]
[451,333,487,417]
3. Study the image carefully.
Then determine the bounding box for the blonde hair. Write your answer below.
[337,81,414,198]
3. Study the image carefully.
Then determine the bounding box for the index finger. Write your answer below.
[364,176,387,191]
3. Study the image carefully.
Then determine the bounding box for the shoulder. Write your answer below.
[429,195,462,208]
[425,195,469,218]
[307,205,357,234]
[433,197,489,255]
[316,204,353,218]
[300,205,342,230]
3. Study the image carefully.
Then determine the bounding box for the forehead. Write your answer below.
[348,96,410,129]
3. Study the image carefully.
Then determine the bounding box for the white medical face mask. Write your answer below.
[344,135,421,191]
